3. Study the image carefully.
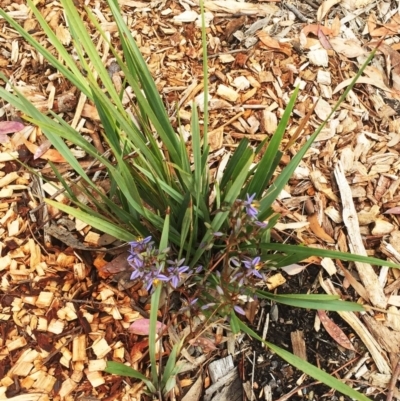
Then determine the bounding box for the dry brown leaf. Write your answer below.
[329,37,365,58]
[245,298,259,324]
[307,213,335,243]
[257,31,281,49]
[369,14,400,37]
[281,263,307,275]
[24,140,66,162]
[34,140,52,160]
[333,76,392,94]
[317,0,341,22]
[371,42,400,91]
[257,32,292,56]
[98,252,130,277]
[336,260,370,302]
[130,339,149,363]
[301,24,335,38]
[331,15,341,36]
[182,376,203,401]
[225,16,246,41]
[367,13,377,35]
[317,310,356,351]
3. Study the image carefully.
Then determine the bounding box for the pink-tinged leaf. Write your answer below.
[281,264,307,275]
[129,319,166,336]
[0,121,24,135]
[34,140,52,160]
[317,25,333,50]
[384,207,400,215]
[23,140,66,162]
[317,310,355,351]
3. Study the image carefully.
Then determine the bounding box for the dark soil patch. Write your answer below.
[244,265,380,401]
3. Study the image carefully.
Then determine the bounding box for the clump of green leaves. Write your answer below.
[0,0,394,399]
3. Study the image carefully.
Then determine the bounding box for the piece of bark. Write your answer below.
[205,356,242,401]
[334,162,387,309]
[291,330,307,361]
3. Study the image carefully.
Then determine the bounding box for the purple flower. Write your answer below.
[142,267,169,291]
[243,256,262,270]
[128,254,146,281]
[233,305,245,315]
[128,253,144,268]
[243,193,258,219]
[243,256,264,279]
[129,236,152,253]
[130,269,143,281]
[167,259,191,288]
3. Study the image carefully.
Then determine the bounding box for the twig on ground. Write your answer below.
[284,3,309,22]
[42,328,81,364]
[302,0,319,9]
[386,357,400,401]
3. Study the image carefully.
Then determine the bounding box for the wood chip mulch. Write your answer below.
[1,0,400,399]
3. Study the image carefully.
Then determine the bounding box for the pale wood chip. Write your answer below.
[334,162,387,309]
[290,330,307,361]
[58,378,78,398]
[72,334,87,362]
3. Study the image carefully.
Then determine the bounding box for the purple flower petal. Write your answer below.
[171,276,179,288]
[254,220,268,228]
[130,270,141,280]
[234,305,245,315]
[177,265,189,273]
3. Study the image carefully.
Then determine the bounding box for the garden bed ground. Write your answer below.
[1,0,400,400]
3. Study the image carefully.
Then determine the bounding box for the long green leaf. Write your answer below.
[256,290,364,311]
[246,86,299,198]
[258,243,400,269]
[161,341,182,389]
[106,0,181,164]
[191,151,255,267]
[105,361,156,393]
[45,200,134,241]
